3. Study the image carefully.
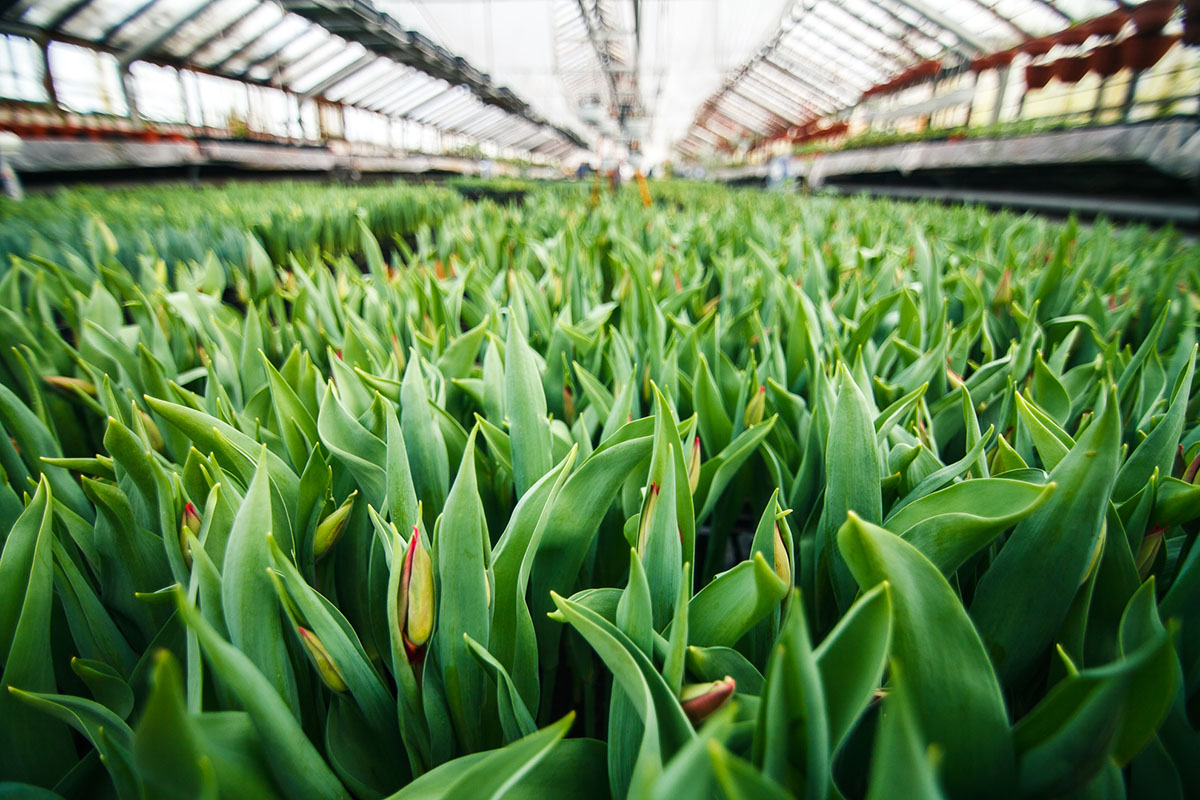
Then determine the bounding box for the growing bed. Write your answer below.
[0,179,1197,799]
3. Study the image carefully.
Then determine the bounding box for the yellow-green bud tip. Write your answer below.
[297,627,348,693]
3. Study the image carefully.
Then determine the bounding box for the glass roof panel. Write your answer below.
[287,42,368,95]
[188,3,277,65]
[106,0,228,51]
[21,0,79,29]
[59,0,146,40]
[215,15,308,74]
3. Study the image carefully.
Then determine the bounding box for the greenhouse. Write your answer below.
[0,1,1198,799]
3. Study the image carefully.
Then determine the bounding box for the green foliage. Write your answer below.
[0,178,1198,799]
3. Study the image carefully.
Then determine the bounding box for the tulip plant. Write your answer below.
[0,179,1198,799]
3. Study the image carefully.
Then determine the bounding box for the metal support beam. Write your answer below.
[724,89,794,130]
[451,106,502,133]
[881,0,988,53]
[690,126,730,148]
[776,43,879,92]
[239,25,309,75]
[762,53,864,103]
[380,81,446,116]
[958,0,1034,39]
[323,59,392,102]
[339,67,406,106]
[208,17,287,73]
[741,70,829,117]
[1029,0,1073,24]
[48,0,97,31]
[276,38,335,84]
[119,0,221,65]
[835,0,961,59]
[297,52,375,101]
[389,86,457,119]
[719,91,794,130]
[740,75,826,123]
[704,106,768,136]
[360,76,427,112]
[491,121,540,148]
[179,5,260,65]
[776,41,880,87]
[819,1,923,62]
[101,0,163,43]
[40,37,58,108]
[466,116,515,142]
[696,122,737,149]
[119,63,142,124]
[804,13,908,74]
[758,55,851,108]
[574,0,622,115]
[420,94,480,128]
[410,87,472,124]
[444,103,503,134]
[990,65,1010,125]
[734,81,812,123]
[701,116,748,144]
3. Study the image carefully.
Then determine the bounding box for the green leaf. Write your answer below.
[885,478,1057,575]
[390,738,608,800]
[174,587,352,800]
[220,451,300,716]
[971,385,1122,686]
[753,590,829,800]
[0,479,76,786]
[838,513,1013,798]
[865,662,946,800]
[436,427,492,752]
[132,651,221,800]
[465,634,537,743]
[549,592,693,794]
[822,363,882,612]
[506,317,552,497]
[814,582,892,752]
[681,553,788,648]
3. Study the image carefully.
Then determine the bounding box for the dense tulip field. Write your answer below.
[0,179,1198,799]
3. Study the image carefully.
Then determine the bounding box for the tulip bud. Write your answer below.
[179,501,201,568]
[563,385,575,425]
[993,268,1012,308]
[744,385,766,427]
[297,627,348,693]
[313,492,356,561]
[396,526,435,661]
[1136,525,1167,580]
[1183,449,1200,484]
[138,410,164,451]
[182,501,202,535]
[635,482,660,556]
[405,541,434,648]
[680,676,736,724]
[43,376,97,396]
[772,523,791,586]
[686,437,701,496]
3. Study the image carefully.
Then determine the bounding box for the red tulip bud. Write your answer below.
[681,676,736,724]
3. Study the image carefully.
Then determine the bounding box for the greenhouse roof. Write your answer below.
[0,0,588,154]
[0,0,1172,164]
[675,0,1124,156]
